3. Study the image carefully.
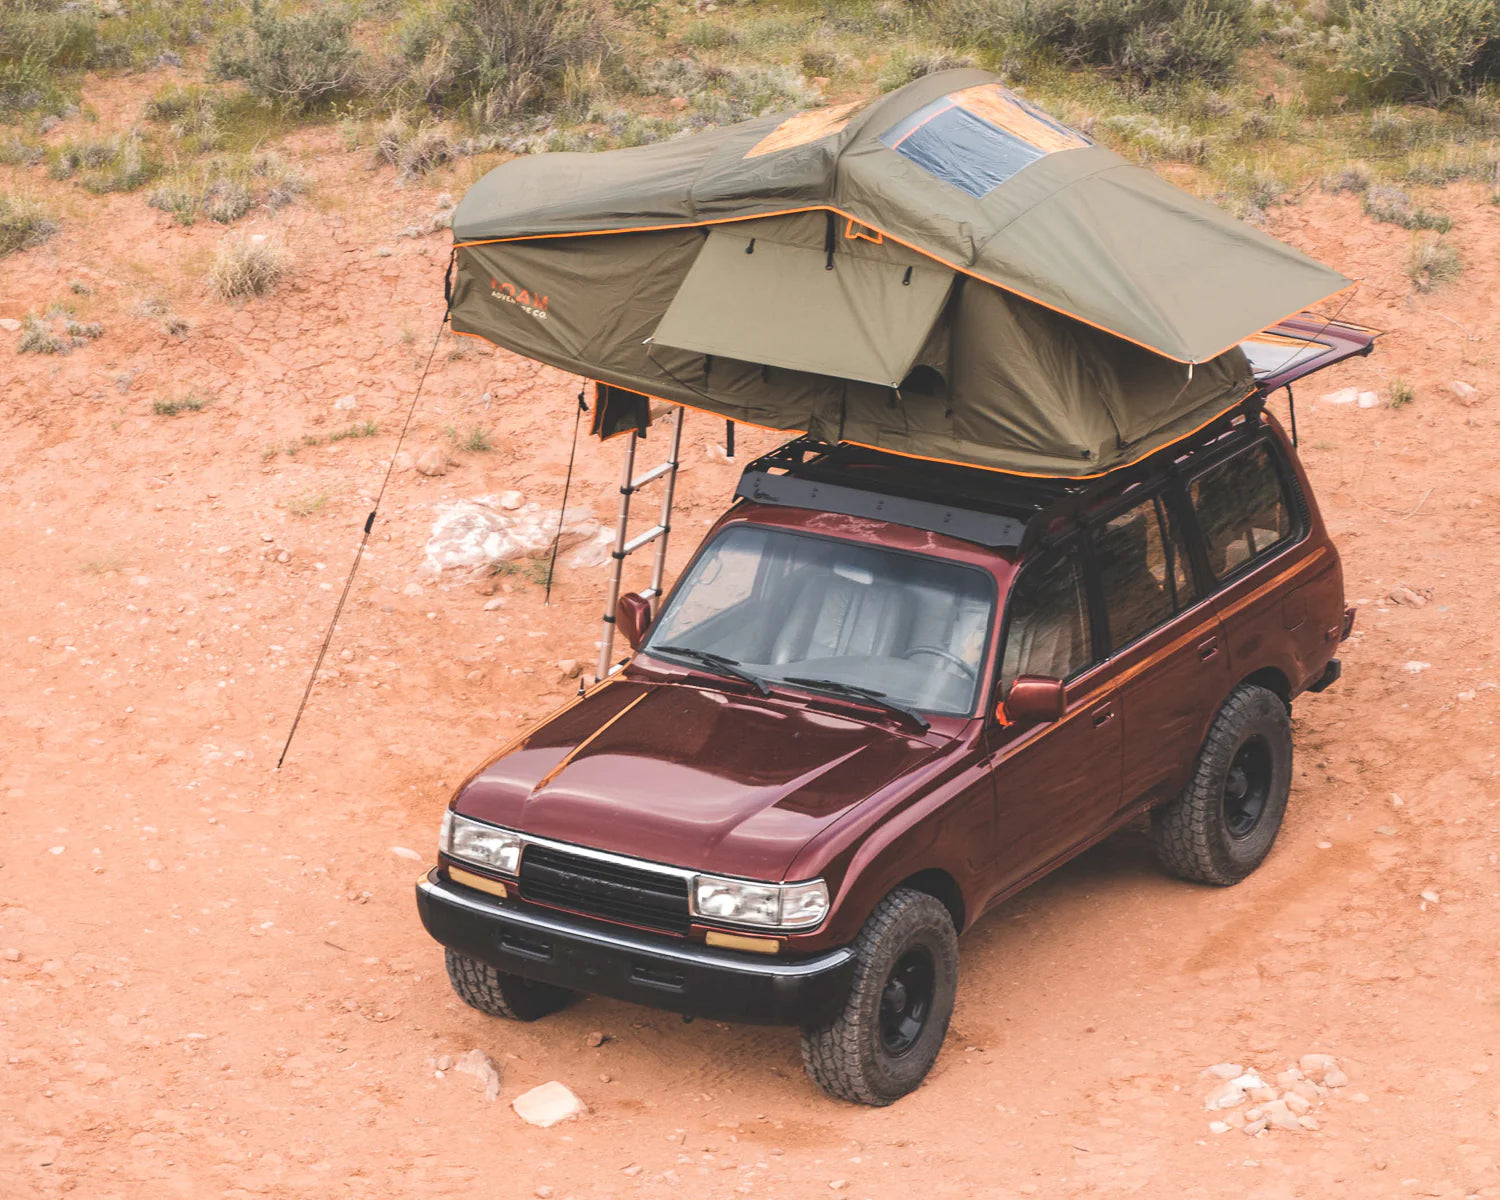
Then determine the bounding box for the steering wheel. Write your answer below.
[902,645,975,680]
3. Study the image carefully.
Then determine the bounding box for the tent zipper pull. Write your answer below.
[745,238,755,254]
[824,211,835,270]
[902,266,912,286]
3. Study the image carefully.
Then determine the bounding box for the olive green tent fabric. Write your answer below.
[449,69,1344,476]
[652,227,955,388]
[453,68,1350,365]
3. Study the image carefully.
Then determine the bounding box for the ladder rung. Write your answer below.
[619,524,667,556]
[629,461,676,490]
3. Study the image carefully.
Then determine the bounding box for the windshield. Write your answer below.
[642,525,994,718]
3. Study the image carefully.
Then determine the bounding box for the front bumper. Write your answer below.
[416,870,855,1027]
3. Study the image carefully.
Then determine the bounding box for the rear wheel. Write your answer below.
[444,948,573,1021]
[800,888,958,1105]
[1151,683,1293,885]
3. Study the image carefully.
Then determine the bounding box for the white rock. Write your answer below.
[1205,1081,1248,1111]
[2,949,20,962]
[1297,1115,1320,1131]
[1450,380,1478,401]
[1229,1073,1267,1091]
[512,1081,586,1127]
[0,318,21,333]
[390,846,422,861]
[1403,661,1431,674]
[1299,1054,1338,1083]
[558,659,581,679]
[1356,390,1382,409]
[47,846,65,855]
[1284,1091,1312,1116]
[334,394,357,411]
[1263,1100,1303,1131]
[1205,1063,1244,1080]
[483,597,505,611]
[454,1048,503,1101]
[1420,889,1440,903]
[1320,387,1358,405]
[1323,1067,1349,1088]
[498,490,524,510]
[1209,1120,1231,1134]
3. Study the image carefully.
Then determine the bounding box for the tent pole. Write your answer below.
[599,431,639,679]
[646,407,684,599]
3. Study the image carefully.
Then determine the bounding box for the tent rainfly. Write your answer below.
[448,68,1355,477]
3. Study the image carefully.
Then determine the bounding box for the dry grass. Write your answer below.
[152,392,210,416]
[374,114,458,180]
[0,194,58,257]
[206,233,291,301]
[1407,233,1462,292]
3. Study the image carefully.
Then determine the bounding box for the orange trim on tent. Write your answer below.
[453,208,1359,366]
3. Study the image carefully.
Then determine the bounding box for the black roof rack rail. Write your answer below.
[734,398,1268,551]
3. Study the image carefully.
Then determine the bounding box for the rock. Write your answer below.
[1289,1080,1322,1104]
[1403,661,1431,674]
[535,1187,554,1198]
[1299,1054,1339,1083]
[0,318,21,332]
[276,550,290,564]
[402,582,424,597]
[1450,380,1478,401]
[1205,1063,1243,1079]
[1420,889,1440,903]
[1284,1091,1313,1116]
[513,1081,586,1127]
[390,846,422,861]
[1223,1109,1246,1129]
[584,1030,605,1048]
[1243,1117,1269,1136]
[1357,390,1382,409]
[498,490,524,510]
[1229,1072,1267,1091]
[434,1054,453,1071]
[1323,1068,1350,1088]
[558,659,581,679]
[483,597,505,611]
[1263,1100,1302,1131]
[1298,1115,1320,1131]
[1389,586,1428,607]
[334,394,357,411]
[1208,1120,1231,1134]
[454,1048,502,1101]
[375,247,393,258]
[415,446,450,476]
[1320,387,1358,406]
[1248,1086,1278,1103]
[1351,1092,1370,1103]
[1205,1081,1248,1110]
[2,949,20,962]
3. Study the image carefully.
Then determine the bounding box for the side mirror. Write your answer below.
[616,592,653,650]
[1002,675,1066,726]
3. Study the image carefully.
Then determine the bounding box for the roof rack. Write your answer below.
[735,399,1269,550]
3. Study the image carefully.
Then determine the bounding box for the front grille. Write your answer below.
[519,844,691,935]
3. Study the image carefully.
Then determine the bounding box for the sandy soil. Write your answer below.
[4,79,1500,1200]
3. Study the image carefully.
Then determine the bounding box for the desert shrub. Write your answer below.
[144,82,224,152]
[632,58,820,121]
[1388,376,1415,406]
[152,393,210,415]
[374,113,458,179]
[49,130,159,193]
[682,20,738,50]
[0,194,58,257]
[875,48,975,92]
[1322,161,1372,192]
[1362,184,1451,230]
[1406,231,1461,288]
[1338,0,1499,106]
[211,1,362,110]
[149,153,305,226]
[929,0,1253,85]
[399,0,610,124]
[1098,113,1212,161]
[16,307,100,354]
[207,233,291,300]
[0,135,44,166]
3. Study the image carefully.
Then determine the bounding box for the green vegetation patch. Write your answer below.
[0,193,58,257]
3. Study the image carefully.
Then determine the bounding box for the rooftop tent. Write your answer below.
[448,69,1355,477]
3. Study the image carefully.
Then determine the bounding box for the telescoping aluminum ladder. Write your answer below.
[597,406,685,679]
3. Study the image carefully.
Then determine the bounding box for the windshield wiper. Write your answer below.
[782,676,930,732]
[652,645,770,695]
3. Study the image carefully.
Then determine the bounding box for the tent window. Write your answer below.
[880,86,1090,199]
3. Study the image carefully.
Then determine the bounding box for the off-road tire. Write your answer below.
[1152,683,1293,886]
[444,948,572,1021]
[800,888,958,1106]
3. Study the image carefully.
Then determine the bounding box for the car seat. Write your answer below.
[769,571,915,665]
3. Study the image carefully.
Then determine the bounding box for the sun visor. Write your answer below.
[651,227,954,388]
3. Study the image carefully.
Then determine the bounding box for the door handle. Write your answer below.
[1197,636,1220,661]
[1091,704,1115,727]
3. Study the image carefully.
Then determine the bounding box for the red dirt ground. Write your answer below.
[4,79,1500,1200]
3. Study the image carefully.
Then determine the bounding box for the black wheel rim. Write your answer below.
[1223,735,1272,839]
[879,947,935,1057]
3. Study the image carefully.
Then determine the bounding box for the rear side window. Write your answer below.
[1001,545,1092,694]
[1188,442,1295,581]
[1091,495,1195,649]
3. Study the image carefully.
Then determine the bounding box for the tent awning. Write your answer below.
[651,228,954,388]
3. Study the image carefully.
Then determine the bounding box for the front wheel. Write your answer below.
[445,948,573,1020]
[800,888,958,1105]
[1151,683,1293,885]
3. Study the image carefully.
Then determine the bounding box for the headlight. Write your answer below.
[691,875,829,930]
[442,811,523,876]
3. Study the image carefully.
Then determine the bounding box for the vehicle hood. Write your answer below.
[453,678,943,880]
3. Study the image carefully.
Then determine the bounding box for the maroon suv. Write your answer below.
[417,404,1354,1104]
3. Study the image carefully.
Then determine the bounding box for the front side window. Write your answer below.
[1091,494,1195,650]
[999,544,1092,695]
[1188,442,1295,581]
[643,525,994,717]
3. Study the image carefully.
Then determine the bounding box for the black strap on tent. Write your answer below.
[725,419,735,458]
[824,212,836,270]
[545,390,589,607]
[277,307,450,770]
